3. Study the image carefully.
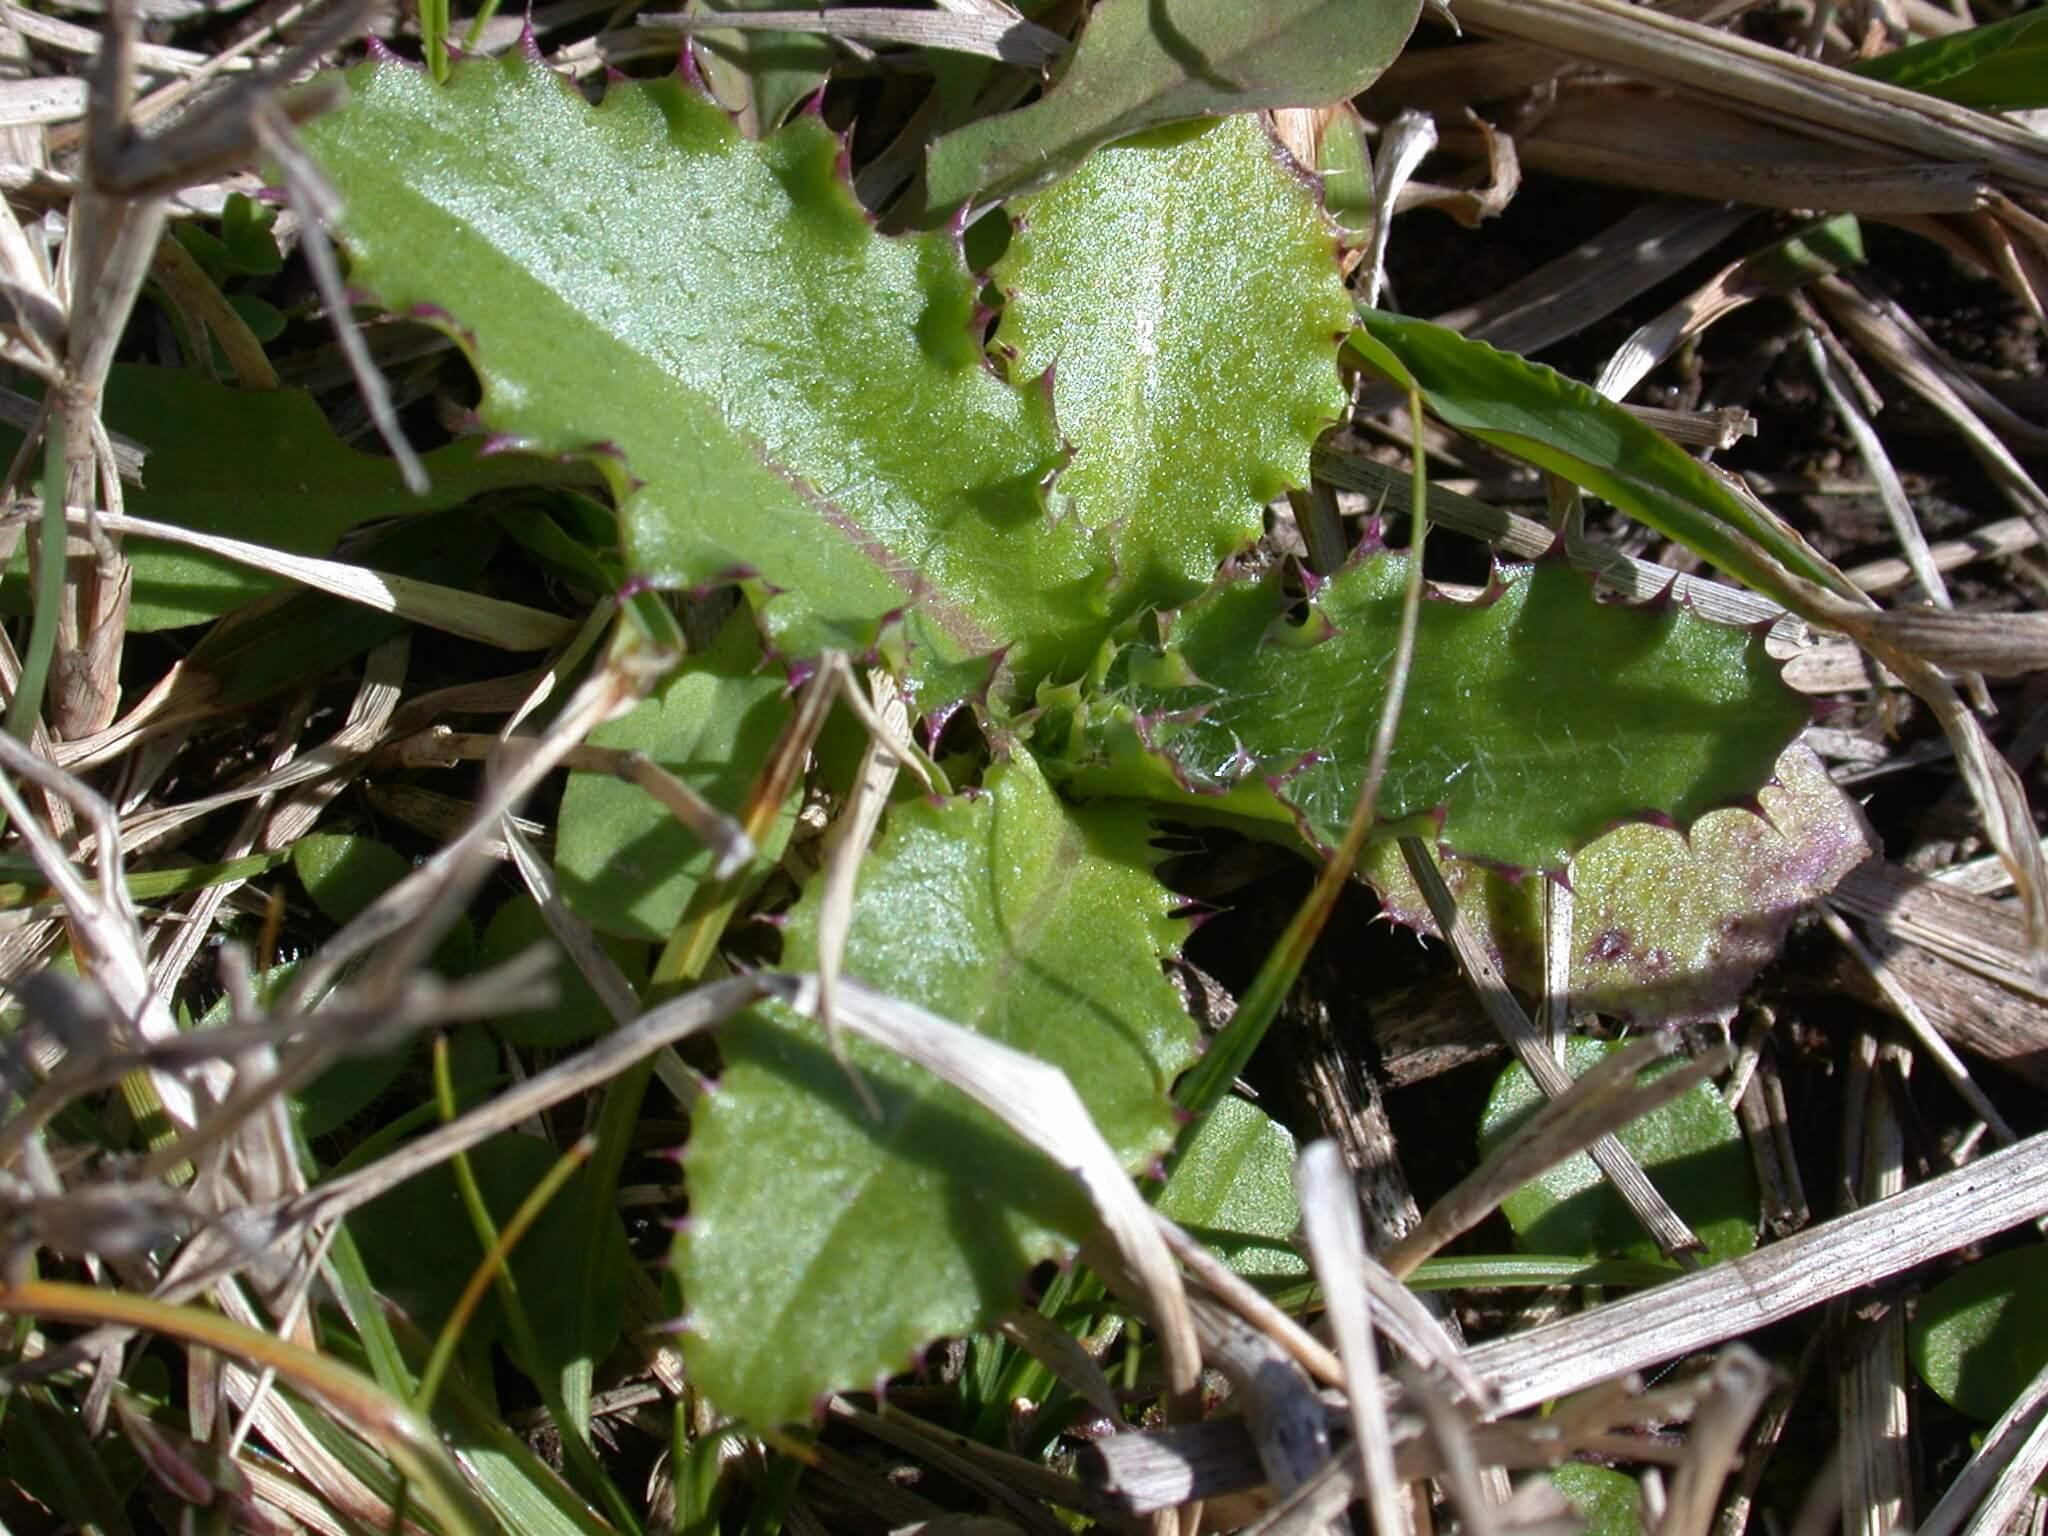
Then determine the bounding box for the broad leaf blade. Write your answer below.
[305,56,1108,705]
[1479,1036,1759,1266]
[1549,1465,1648,1536]
[993,114,1351,621]
[925,0,1421,216]
[555,612,796,942]
[678,747,1198,1425]
[1367,745,1873,1024]
[1048,551,1811,873]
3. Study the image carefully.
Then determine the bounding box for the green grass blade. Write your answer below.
[1347,308,1863,607]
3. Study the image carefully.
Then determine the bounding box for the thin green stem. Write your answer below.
[421,0,450,81]
[1171,383,1432,1134]
[430,1036,646,1536]
[414,1128,596,1415]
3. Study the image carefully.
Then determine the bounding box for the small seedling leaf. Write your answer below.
[1910,1244,2048,1422]
[1478,1036,1759,1266]
[476,895,647,1048]
[1547,1464,1647,1536]
[554,613,796,942]
[1155,1094,1307,1279]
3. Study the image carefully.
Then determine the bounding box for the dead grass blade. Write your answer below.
[1154,1215,1345,1391]
[0,728,200,1126]
[1446,0,2048,196]
[1467,1129,2048,1414]
[1818,902,2018,1144]
[1920,1356,2048,1536]
[814,668,910,1061]
[640,7,1068,67]
[829,1398,1083,1536]
[270,972,771,1235]
[17,502,578,651]
[1801,325,1957,628]
[0,1278,492,1536]
[254,101,425,494]
[1833,858,2048,1004]
[1396,837,1707,1264]
[1843,515,2041,599]
[1362,110,1438,310]
[1837,1034,1913,1536]
[1656,1347,1776,1536]
[1513,85,1990,214]
[1816,275,2048,542]
[1295,1139,1408,1536]
[108,639,403,858]
[1313,445,1801,638]
[996,1309,1121,1421]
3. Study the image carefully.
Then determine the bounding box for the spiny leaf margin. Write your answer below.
[1041,545,1813,874]
[992,112,1352,624]
[302,53,1110,707]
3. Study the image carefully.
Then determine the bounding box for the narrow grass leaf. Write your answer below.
[0,1281,491,1536]
[1850,13,2048,113]
[1347,310,1858,604]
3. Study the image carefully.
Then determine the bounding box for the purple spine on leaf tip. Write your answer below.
[676,36,704,87]
[365,34,403,63]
